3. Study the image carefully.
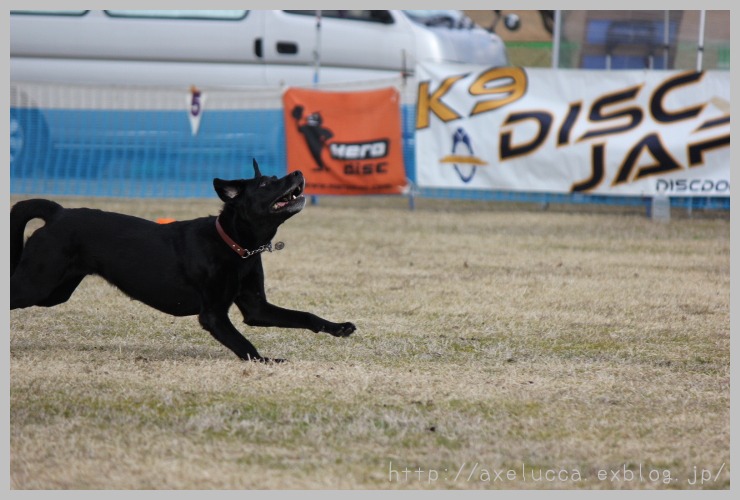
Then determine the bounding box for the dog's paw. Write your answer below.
[325,322,356,338]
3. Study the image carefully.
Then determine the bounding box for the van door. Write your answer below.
[261,10,413,85]
[101,9,268,87]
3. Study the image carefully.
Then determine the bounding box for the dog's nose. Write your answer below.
[292,171,303,178]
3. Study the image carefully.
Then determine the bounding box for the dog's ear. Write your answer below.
[213,178,245,202]
[252,158,262,178]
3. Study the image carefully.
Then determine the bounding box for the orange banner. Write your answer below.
[283,87,407,195]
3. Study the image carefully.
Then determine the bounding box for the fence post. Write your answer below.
[650,194,671,222]
[552,10,562,69]
[407,179,416,211]
[697,10,706,71]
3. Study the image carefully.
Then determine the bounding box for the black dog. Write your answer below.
[10,160,355,362]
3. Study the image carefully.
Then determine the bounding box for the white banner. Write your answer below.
[415,63,729,196]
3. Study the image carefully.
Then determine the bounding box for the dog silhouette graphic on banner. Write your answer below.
[291,105,333,172]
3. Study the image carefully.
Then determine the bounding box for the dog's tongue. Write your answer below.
[274,200,289,209]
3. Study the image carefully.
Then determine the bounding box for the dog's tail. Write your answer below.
[10,199,63,275]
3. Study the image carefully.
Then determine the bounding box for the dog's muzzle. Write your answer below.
[270,179,306,213]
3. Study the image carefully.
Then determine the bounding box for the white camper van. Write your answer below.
[10,9,509,86]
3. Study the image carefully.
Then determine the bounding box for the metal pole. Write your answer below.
[552,10,562,68]
[697,9,706,71]
[311,10,322,206]
[313,10,322,86]
[663,10,670,69]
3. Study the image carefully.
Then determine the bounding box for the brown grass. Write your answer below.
[9,195,729,489]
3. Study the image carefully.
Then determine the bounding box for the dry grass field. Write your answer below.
[9,195,729,490]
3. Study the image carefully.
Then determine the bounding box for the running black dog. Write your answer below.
[10,160,355,362]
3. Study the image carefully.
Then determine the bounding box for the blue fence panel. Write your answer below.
[11,106,286,197]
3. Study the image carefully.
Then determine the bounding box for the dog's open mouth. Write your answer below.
[270,180,305,213]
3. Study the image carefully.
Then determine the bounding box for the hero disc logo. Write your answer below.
[439,128,488,183]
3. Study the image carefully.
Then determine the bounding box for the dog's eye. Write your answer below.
[259,180,268,188]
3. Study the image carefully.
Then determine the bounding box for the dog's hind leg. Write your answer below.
[11,269,78,309]
[11,273,61,309]
[10,237,77,310]
[198,306,281,363]
[37,275,86,307]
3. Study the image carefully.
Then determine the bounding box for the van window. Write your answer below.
[11,10,88,16]
[104,10,248,21]
[283,10,393,24]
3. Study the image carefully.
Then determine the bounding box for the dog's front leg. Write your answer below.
[235,291,356,338]
[198,306,281,362]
